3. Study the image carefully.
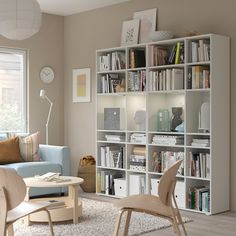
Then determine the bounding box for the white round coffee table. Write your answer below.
[24,176,84,224]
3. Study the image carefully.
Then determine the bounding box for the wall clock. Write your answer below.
[40,66,55,84]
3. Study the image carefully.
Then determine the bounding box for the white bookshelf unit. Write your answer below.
[95,34,230,214]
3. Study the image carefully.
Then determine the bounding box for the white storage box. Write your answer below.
[151,178,160,196]
[151,178,185,208]
[129,174,146,195]
[174,181,185,208]
[114,178,126,197]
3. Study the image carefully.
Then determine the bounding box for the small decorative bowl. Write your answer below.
[150,31,174,41]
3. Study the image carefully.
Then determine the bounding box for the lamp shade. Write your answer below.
[40,89,46,98]
[0,0,42,40]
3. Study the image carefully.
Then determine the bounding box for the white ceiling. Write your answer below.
[37,0,130,16]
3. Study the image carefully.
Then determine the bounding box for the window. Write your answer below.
[0,48,27,133]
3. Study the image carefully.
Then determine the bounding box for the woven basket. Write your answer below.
[77,165,96,193]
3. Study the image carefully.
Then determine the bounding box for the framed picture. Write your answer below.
[133,8,157,43]
[121,19,140,46]
[72,68,91,103]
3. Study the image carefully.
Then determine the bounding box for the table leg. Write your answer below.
[68,185,79,224]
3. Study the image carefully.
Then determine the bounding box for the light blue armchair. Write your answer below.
[4,144,70,197]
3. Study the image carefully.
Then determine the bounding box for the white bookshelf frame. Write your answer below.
[95,34,230,215]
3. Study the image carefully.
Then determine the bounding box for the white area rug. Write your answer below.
[14,198,190,236]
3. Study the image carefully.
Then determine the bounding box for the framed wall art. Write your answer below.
[133,8,157,43]
[121,19,140,46]
[72,68,91,103]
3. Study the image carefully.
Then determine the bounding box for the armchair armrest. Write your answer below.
[39,144,70,176]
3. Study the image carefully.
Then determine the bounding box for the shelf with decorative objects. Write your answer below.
[95,34,230,215]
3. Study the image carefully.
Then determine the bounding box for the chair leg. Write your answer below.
[113,209,126,236]
[176,211,187,236]
[43,209,54,236]
[124,210,132,236]
[0,188,7,236]
[172,216,181,236]
[0,223,6,236]
[7,224,14,236]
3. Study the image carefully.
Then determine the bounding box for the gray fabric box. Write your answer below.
[104,108,124,130]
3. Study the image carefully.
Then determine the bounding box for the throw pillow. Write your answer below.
[0,136,22,164]
[19,132,40,162]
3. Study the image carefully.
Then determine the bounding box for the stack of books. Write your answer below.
[152,135,184,145]
[191,138,210,147]
[105,134,125,142]
[129,146,146,171]
[129,155,146,171]
[130,133,146,144]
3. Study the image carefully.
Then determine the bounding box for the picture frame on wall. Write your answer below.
[121,19,140,46]
[133,8,157,43]
[72,68,91,103]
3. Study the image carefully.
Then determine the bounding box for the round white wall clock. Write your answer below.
[40,66,55,84]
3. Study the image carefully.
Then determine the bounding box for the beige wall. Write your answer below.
[64,0,236,211]
[0,13,64,145]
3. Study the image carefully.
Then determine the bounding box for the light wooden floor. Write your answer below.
[79,190,236,236]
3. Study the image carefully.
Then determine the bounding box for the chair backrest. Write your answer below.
[0,167,26,210]
[158,160,183,206]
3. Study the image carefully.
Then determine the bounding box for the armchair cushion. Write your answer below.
[19,132,40,162]
[0,137,22,164]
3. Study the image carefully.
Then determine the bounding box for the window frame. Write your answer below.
[0,47,28,134]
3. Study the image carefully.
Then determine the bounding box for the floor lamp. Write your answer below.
[40,89,53,145]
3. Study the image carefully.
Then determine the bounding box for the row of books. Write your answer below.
[150,42,184,66]
[188,66,210,89]
[152,135,184,145]
[99,51,126,72]
[187,186,210,212]
[188,152,210,178]
[191,39,210,62]
[149,68,184,91]
[152,151,184,175]
[129,49,146,68]
[99,74,124,93]
[191,138,210,147]
[128,70,146,92]
[97,171,122,195]
[100,145,124,168]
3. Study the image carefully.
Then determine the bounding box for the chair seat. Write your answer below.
[7,201,51,223]
[113,194,175,218]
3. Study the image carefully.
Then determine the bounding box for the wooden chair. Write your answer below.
[113,160,187,236]
[0,167,54,236]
